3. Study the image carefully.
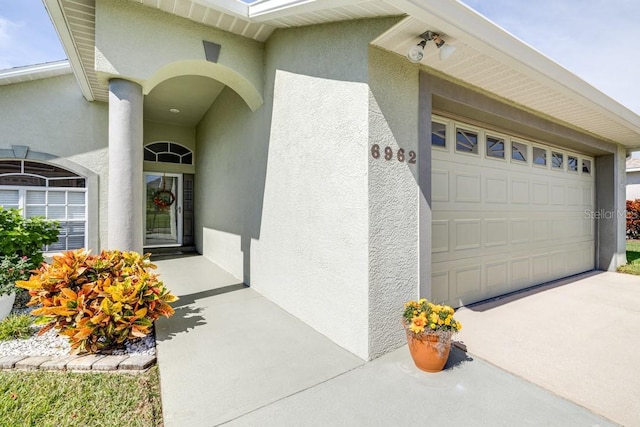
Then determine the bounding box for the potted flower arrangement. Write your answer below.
[402,298,462,372]
[0,255,31,320]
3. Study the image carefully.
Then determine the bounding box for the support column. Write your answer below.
[418,71,433,299]
[108,79,143,252]
[595,146,628,270]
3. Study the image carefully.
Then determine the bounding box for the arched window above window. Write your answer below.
[144,142,193,165]
[0,160,85,187]
[0,160,87,252]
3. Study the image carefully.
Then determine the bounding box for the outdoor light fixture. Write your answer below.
[407,31,456,63]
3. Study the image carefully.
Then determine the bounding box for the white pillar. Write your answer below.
[108,79,143,252]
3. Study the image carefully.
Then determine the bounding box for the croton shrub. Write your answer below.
[17,249,178,354]
[627,199,640,239]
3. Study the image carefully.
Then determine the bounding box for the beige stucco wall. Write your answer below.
[94,0,264,109]
[195,86,266,281]
[367,46,421,358]
[195,19,402,360]
[626,171,640,200]
[254,20,371,360]
[0,73,108,250]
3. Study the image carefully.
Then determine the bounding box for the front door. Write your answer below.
[144,172,182,247]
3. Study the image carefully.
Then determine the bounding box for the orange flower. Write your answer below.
[409,314,427,334]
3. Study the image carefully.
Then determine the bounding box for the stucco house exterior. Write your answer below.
[1,0,639,361]
[626,158,640,200]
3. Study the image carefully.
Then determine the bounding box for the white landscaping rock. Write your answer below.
[0,322,156,358]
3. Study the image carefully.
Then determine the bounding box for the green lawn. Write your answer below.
[0,367,163,427]
[618,241,640,275]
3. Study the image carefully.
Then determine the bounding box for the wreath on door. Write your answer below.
[152,174,176,209]
[153,189,175,209]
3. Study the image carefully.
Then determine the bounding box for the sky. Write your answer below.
[0,0,638,114]
[0,0,65,70]
[461,0,640,114]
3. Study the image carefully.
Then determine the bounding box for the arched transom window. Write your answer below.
[144,142,193,165]
[0,160,87,252]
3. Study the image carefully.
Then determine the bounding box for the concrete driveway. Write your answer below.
[454,271,640,427]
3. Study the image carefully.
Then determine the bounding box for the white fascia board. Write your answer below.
[42,0,94,101]
[248,0,364,21]
[190,0,249,19]
[392,0,640,138]
[627,168,640,173]
[0,60,71,80]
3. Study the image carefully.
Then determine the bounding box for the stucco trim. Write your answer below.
[425,73,617,156]
[144,60,263,112]
[418,71,432,299]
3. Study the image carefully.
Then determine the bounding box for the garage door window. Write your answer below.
[486,136,505,159]
[568,155,579,172]
[552,151,564,169]
[533,146,547,166]
[512,141,528,163]
[456,128,479,154]
[582,159,592,174]
[432,121,447,148]
[0,160,86,252]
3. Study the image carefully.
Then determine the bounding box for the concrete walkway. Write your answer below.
[155,256,617,426]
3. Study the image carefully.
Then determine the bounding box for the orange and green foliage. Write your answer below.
[627,199,640,239]
[17,249,178,354]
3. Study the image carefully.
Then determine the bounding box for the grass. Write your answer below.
[0,314,35,341]
[618,240,640,275]
[0,367,163,427]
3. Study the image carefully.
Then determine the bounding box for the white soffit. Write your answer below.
[134,0,276,41]
[44,0,105,102]
[248,0,403,27]
[0,61,72,86]
[373,0,640,147]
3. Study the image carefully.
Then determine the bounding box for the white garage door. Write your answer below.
[431,116,595,307]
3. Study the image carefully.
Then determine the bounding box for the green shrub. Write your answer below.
[17,249,178,354]
[0,314,35,341]
[0,255,31,297]
[0,207,60,269]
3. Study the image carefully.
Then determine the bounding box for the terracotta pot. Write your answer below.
[0,292,16,321]
[405,329,451,372]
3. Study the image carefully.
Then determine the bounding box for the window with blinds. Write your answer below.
[0,160,87,251]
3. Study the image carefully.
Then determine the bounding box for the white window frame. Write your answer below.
[0,160,88,253]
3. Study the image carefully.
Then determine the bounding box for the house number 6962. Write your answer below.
[370,144,416,164]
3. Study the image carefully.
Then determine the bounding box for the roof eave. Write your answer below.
[43,0,95,101]
[390,0,640,146]
[0,60,71,82]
